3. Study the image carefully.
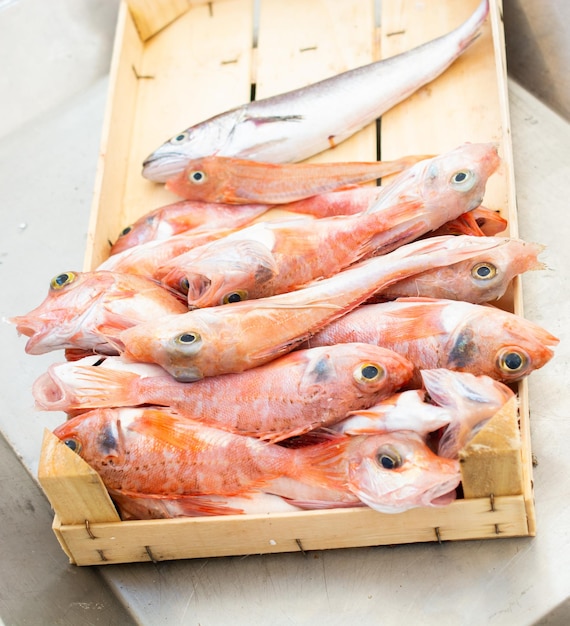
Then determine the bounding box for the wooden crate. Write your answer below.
[38,0,537,566]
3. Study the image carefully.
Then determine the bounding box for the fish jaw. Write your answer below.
[347,432,461,513]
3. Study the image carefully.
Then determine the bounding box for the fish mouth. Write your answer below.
[142,152,188,183]
[32,369,68,410]
[9,316,52,355]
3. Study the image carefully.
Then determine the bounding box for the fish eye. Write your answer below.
[170,132,189,144]
[471,262,497,280]
[376,445,402,470]
[119,225,132,237]
[450,169,476,191]
[188,170,207,184]
[222,290,248,304]
[179,277,190,295]
[63,438,81,454]
[354,362,385,383]
[496,348,528,375]
[176,331,200,345]
[50,272,77,290]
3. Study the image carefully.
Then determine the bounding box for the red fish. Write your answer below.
[33,343,414,443]
[114,236,506,381]
[306,297,559,384]
[53,407,460,514]
[9,271,187,356]
[165,154,430,204]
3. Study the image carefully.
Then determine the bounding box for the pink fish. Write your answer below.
[306,297,559,384]
[9,271,187,356]
[113,236,507,381]
[53,407,460,514]
[33,343,414,443]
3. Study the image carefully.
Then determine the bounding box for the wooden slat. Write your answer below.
[54,495,531,566]
[37,430,121,526]
[127,0,192,41]
[255,0,378,164]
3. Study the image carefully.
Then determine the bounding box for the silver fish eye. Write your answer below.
[450,169,476,191]
[170,132,188,144]
[188,170,207,184]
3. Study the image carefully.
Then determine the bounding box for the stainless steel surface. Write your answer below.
[1,1,569,624]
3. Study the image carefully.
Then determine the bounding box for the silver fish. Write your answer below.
[142,0,489,182]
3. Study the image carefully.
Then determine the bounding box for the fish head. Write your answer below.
[141,110,242,183]
[347,431,461,513]
[52,407,132,469]
[444,305,559,382]
[9,271,111,354]
[118,309,224,382]
[165,156,232,202]
[379,143,500,217]
[161,238,279,308]
[110,213,162,255]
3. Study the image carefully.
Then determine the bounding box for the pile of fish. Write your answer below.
[10,0,559,520]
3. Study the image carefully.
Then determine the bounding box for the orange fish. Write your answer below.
[34,343,414,443]
[306,297,559,384]
[53,407,460,514]
[369,238,545,304]
[430,206,508,238]
[114,235,507,381]
[9,271,187,356]
[165,154,430,204]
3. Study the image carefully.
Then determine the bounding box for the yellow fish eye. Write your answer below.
[450,169,476,191]
[471,262,497,280]
[50,272,77,290]
[496,348,528,374]
[375,445,403,470]
[179,277,190,295]
[188,170,207,184]
[222,290,248,304]
[176,331,200,345]
[170,132,189,145]
[63,438,82,454]
[354,362,385,383]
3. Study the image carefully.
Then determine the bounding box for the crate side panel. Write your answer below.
[57,496,530,566]
[255,0,378,164]
[84,3,144,271]
[118,0,256,232]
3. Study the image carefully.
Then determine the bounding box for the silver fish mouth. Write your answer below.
[142,152,188,183]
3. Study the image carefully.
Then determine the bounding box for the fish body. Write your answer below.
[53,407,460,514]
[142,0,490,182]
[9,271,187,355]
[307,297,559,384]
[370,238,545,304]
[110,201,270,255]
[430,206,508,238]
[165,154,429,204]
[115,236,507,381]
[34,343,414,443]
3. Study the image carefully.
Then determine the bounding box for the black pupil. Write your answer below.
[176,134,185,141]
[226,292,242,303]
[55,273,69,286]
[179,333,196,343]
[180,278,189,294]
[120,226,132,236]
[476,265,492,277]
[454,171,467,182]
[379,454,395,469]
[361,365,379,379]
[192,172,204,182]
[504,352,523,370]
[64,439,78,452]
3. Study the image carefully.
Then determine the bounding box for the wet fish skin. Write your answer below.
[53,407,460,514]
[142,0,490,182]
[9,271,188,356]
[34,343,415,444]
[306,296,559,384]
[165,153,430,205]
[114,235,507,381]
